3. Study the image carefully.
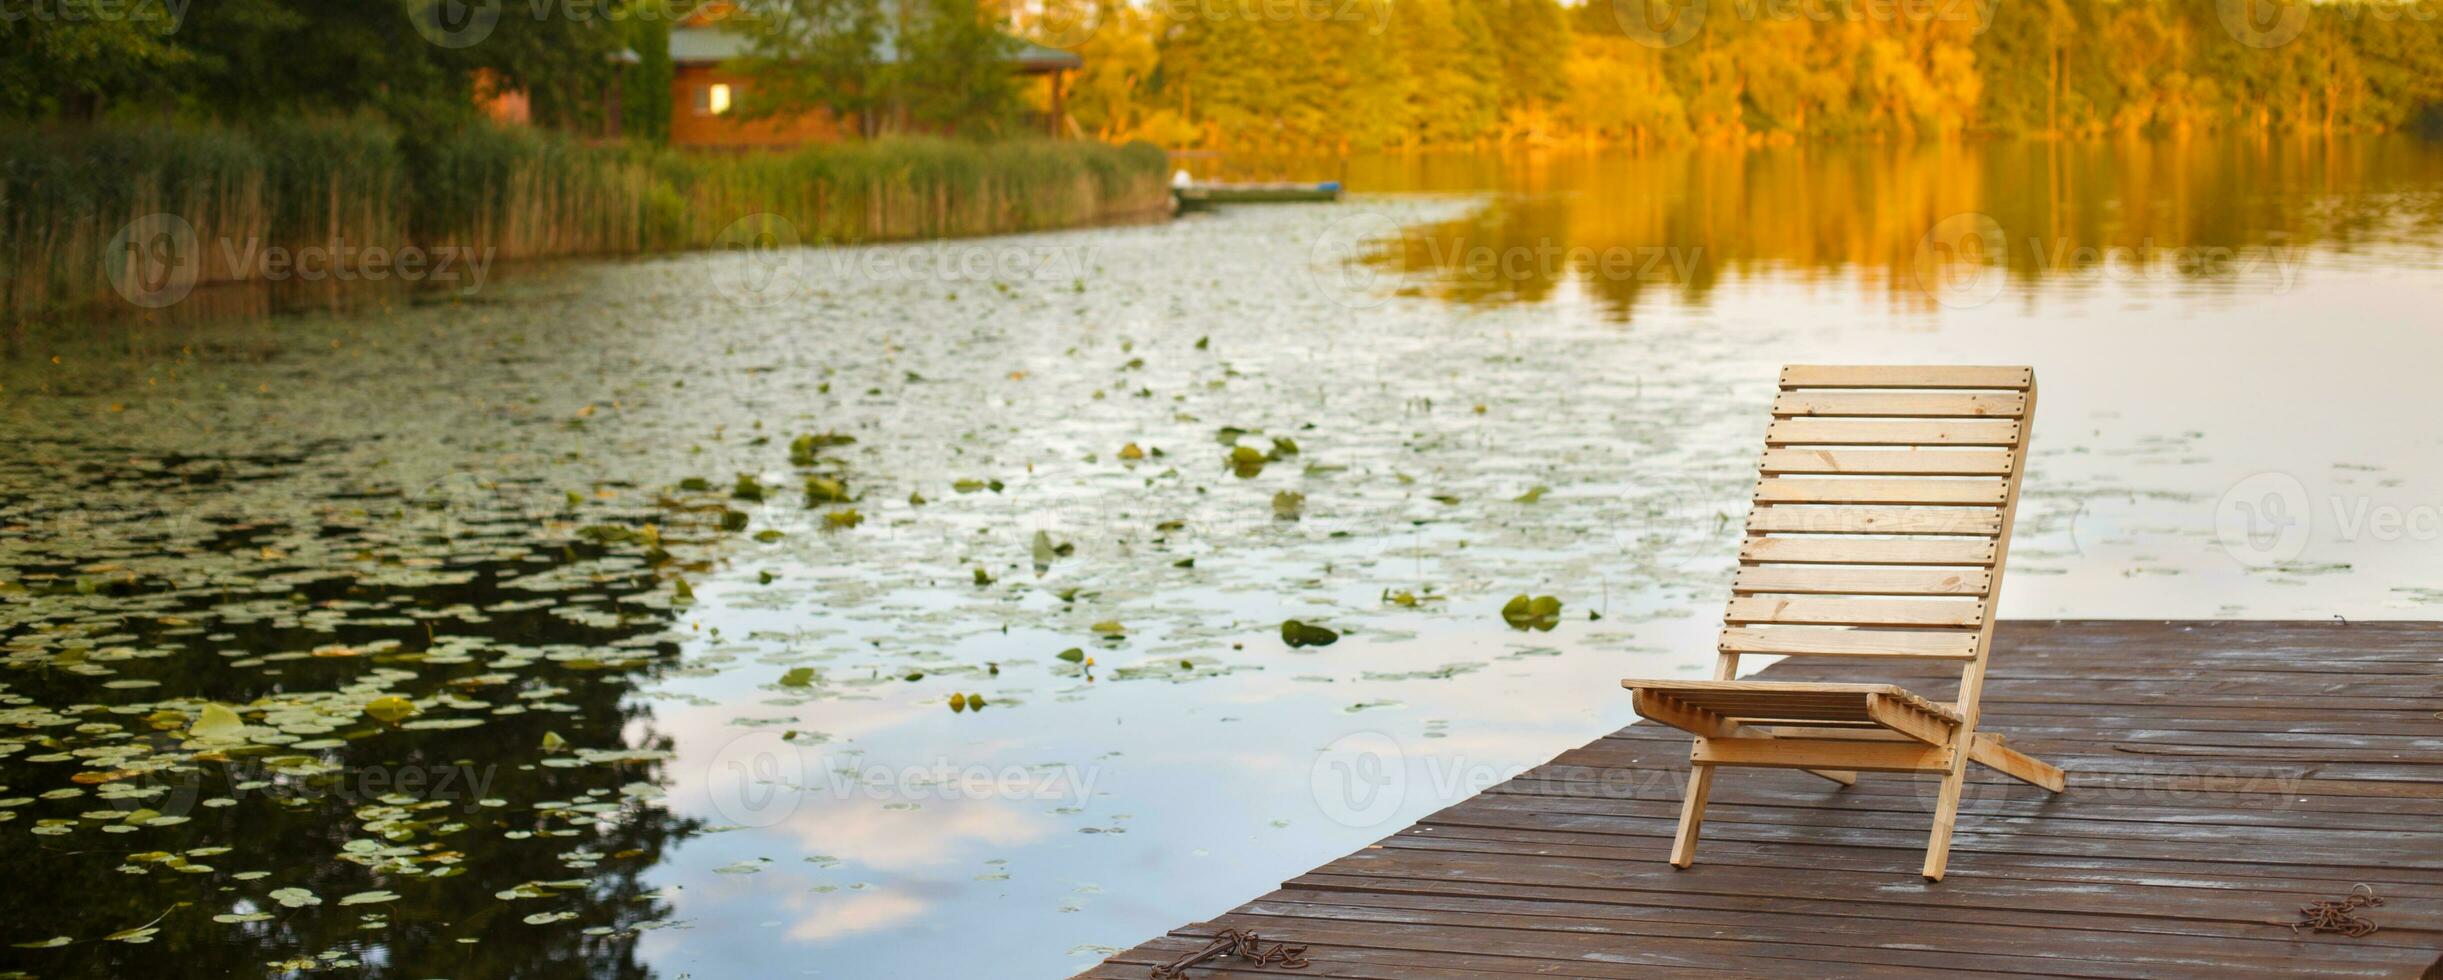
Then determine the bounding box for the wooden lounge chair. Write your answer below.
[1622,365,2065,881]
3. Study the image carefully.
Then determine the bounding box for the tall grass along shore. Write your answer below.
[0,119,1171,316]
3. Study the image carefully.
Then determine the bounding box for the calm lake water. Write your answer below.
[5,136,2443,977]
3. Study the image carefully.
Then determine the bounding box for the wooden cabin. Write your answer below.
[668,22,1081,150]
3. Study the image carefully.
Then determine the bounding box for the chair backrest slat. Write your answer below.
[1716,365,2034,672]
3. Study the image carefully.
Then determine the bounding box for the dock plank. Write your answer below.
[1084,621,2443,978]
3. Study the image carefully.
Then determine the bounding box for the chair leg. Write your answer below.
[1969,733,2065,793]
[1921,764,1966,881]
[1669,762,1715,869]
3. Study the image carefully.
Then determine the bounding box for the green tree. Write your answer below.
[738,0,892,135]
[894,0,1023,134]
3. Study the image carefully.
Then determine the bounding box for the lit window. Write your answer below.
[708,83,732,116]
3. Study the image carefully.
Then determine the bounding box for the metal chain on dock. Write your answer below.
[2292,883,2383,938]
[1148,928,1309,978]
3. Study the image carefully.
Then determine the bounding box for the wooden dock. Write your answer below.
[1085,621,2443,978]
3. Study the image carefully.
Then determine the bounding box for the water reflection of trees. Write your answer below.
[1364,136,2443,319]
[0,485,697,977]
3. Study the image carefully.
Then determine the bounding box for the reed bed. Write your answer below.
[1,119,1170,315]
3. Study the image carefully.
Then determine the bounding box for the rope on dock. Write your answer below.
[1148,928,1309,977]
[2292,883,2383,938]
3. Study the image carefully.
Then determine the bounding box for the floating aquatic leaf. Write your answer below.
[270,887,322,908]
[189,703,247,741]
[1090,620,1125,637]
[1280,620,1340,648]
[338,890,399,906]
[804,476,849,504]
[1227,445,1267,477]
[12,937,71,948]
[1501,594,1563,631]
[540,731,568,753]
[1056,648,1086,663]
[730,474,768,501]
[778,667,816,687]
[362,696,418,724]
[824,509,863,529]
[1117,443,1145,461]
[1272,491,1305,519]
[1514,485,1550,504]
[789,432,855,466]
[1030,531,1073,569]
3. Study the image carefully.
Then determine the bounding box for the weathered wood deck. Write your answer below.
[1085,621,2443,978]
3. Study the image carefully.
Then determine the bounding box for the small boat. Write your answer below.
[1172,180,1343,213]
